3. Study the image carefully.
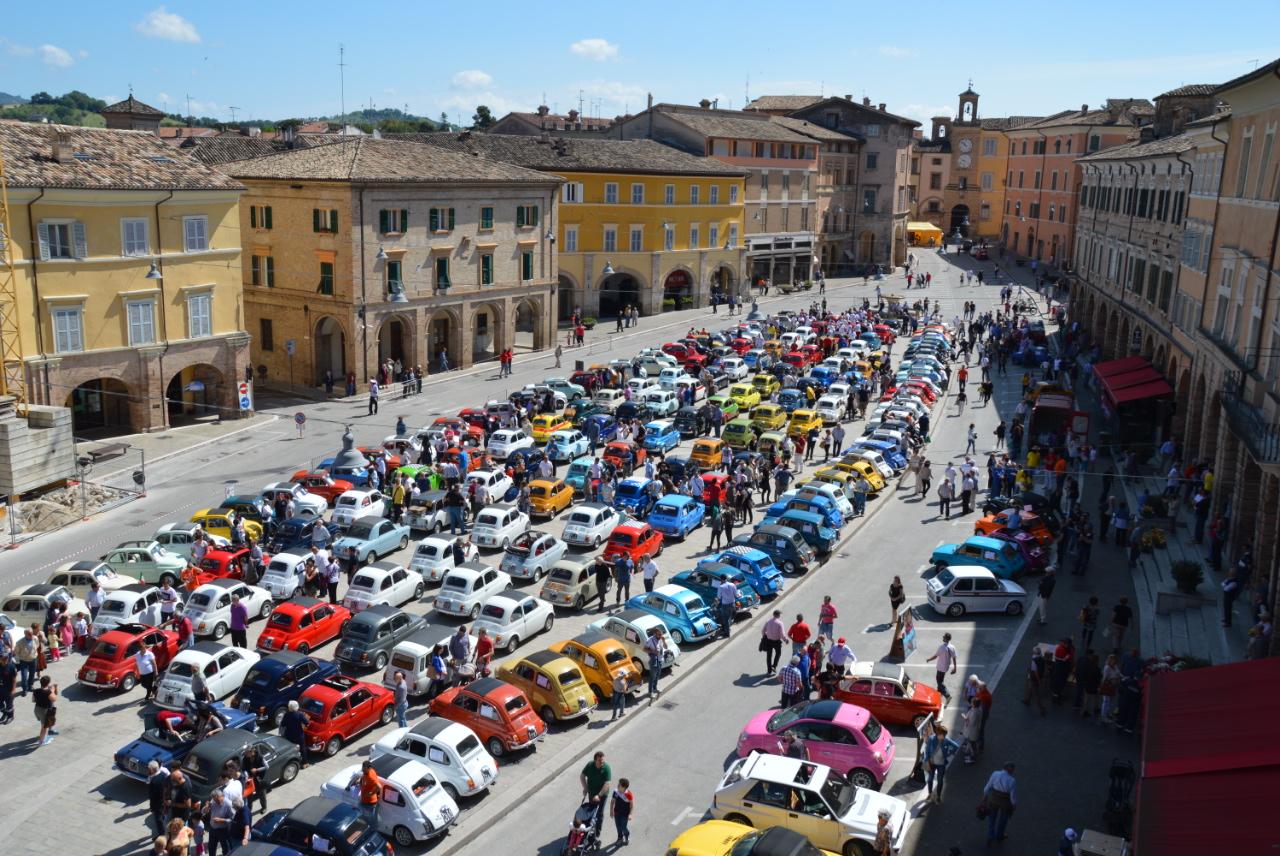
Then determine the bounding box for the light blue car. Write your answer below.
[331,515,411,563]
[647,494,705,540]
[642,420,681,453]
[546,429,590,463]
[764,492,844,529]
[613,477,659,518]
[625,584,719,645]
[702,545,784,597]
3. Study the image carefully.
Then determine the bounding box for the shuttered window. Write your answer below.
[379,209,409,234]
[429,208,455,232]
[37,221,83,259]
[183,216,208,252]
[121,218,149,256]
[481,254,493,286]
[188,293,213,339]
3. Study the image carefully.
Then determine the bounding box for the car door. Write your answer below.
[216,650,243,691]
[515,599,536,637]
[348,687,374,731]
[785,784,841,851]
[972,575,1002,611]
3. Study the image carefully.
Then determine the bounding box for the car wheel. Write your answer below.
[119,673,137,693]
[543,614,554,632]
[373,651,389,670]
[1006,599,1024,616]
[212,622,227,641]
[379,704,394,725]
[782,560,797,574]
[296,642,310,655]
[441,782,461,803]
[279,759,300,784]
[469,603,481,620]
[912,714,929,730]
[843,840,872,856]
[847,768,879,791]
[324,735,343,757]
[433,520,443,534]
[671,629,685,645]
[573,595,585,610]
[398,536,409,551]
[413,583,424,600]
[654,541,663,557]
[946,602,965,618]
[393,826,416,848]
[291,588,303,600]
[487,736,506,758]
[540,704,558,723]
[258,600,273,619]
[632,657,646,675]
[723,814,752,827]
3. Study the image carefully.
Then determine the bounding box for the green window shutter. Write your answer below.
[379,209,389,234]
[448,208,455,230]
[401,209,409,231]
[329,210,338,232]
[250,206,257,229]
[266,256,275,287]
[429,208,439,232]
[265,207,273,229]
[516,206,525,228]
[313,209,321,232]
[250,255,260,286]
[532,206,540,226]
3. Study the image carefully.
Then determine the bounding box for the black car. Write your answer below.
[252,796,392,855]
[673,406,705,438]
[335,604,425,671]
[506,446,548,471]
[232,650,341,726]
[181,727,301,802]
[267,519,321,555]
[614,402,654,423]
[732,525,818,575]
[661,455,697,484]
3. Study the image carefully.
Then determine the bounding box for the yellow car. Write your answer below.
[751,374,780,396]
[528,478,575,518]
[189,510,263,542]
[823,457,887,492]
[496,649,597,723]
[530,413,571,444]
[721,417,755,450]
[757,431,786,456]
[549,630,642,702]
[787,408,824,439]
[762,339,784,357]
[690,438,725,471]
[727,383,760,410]
[853,360,874,378]
[749,403,786,432]
[668,820,838,856]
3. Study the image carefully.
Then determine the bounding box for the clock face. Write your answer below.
[958,138,973,153]
[957,154,972,169]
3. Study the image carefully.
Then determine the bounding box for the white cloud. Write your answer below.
[135,6,201,43]
[878,45,915,59]
[157,91,170,102]
[451,69,493,90]
[900,103,954,127]
[39,44,74,68]
[569,38,618,62]
[4,40,34,57]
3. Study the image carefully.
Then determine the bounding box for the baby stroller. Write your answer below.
[561,799,603,855]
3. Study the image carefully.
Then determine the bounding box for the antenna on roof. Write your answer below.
[338,43,347,133]
[579,89,584,118]
[185,93,192,126]
[1247,59,1260,70]
[228,105,239,124]
[745,74,750,106]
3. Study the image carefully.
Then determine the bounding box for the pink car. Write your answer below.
[735,699,895,790]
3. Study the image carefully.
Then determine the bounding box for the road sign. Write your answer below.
[294,412,307,425]
[237,381,253,411]
[285,339,296,356]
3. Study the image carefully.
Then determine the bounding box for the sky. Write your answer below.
[2,1,1279,128]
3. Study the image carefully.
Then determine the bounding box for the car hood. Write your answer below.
[840,787,908,836]
[117,734,181,767]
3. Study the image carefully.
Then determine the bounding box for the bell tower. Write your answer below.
[957,83,979,124]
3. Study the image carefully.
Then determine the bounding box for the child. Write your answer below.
[611,778,634,846]
[191,815,206,856]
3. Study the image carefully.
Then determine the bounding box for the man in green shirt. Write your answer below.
[580,751,612,836]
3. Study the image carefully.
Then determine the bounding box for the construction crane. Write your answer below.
[0,144,25,411]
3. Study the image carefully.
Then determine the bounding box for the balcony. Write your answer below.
[1220,371,1280,469]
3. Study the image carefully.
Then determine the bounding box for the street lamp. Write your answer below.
[375,246,389,262]
[602,261,615,276]
[145,262,163,280]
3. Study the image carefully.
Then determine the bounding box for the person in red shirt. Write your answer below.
[787,614,811,656]
[358,760,381,826]
[474,627,494,675]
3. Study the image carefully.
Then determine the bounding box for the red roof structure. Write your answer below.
[1092,356,1173,408]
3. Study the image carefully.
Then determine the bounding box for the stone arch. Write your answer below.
[1142,333,1155,361]
[66,377,137,435]
[1166,355,1179,382]
[165,362,227,425]
[949,203,970,237]
[425,307,461,371]
[662,265,696,311]
[376,313,415,374]
[1103,310,1119,359]
[470,302,504,363]
[598,266,646,318]
[1118,316,1132,356]
[711,263,737,297]
[513,297,545,351]
[557,273,579,324]
[313,315,347,385]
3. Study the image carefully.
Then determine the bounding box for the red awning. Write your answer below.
[1093,357,1173,407]
[1134,660,1280,853]
[1092,355,1149,379]
[1111,378,1175,405]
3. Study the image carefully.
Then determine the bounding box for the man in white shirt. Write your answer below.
[926,632,957,701]
[641,558,659,593]
[828,637,857,673]
[982,763,1018,842]
[157,581,179,624]
[715,578,738,639]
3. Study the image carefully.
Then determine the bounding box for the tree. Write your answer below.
[471,105,494,130]
[29,91,53,105]
[439,112,449,130]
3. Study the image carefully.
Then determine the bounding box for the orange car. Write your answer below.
[833,661,943,729]
[430,676,546,759]
[974,510,1055,547]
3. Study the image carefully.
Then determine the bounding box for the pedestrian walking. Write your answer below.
[761,610,784,674]
[778,656,804,707]
[966,423,977,455]
[936,478,953,519]
[888,576,906,623]
[927,632,957,701]
[1036,568,1056,625]
[1221,569,1242,627]
[32,674,57,746]
[368,378,379,415]
[715,575,738,638]
[923,723,959,803]
[818,596,837,639]
[786,614,811,656]
[280,700,310,768]
[642,629,666,696]
[135,640,158,701]
[610,669,629,720]
[610,778,634,845]
[393,671,409,728]
[981,763,1018,842]
[1109,597,1133,650]
[229,594,249,650]
[1021,647,1047,715]
[146,761,168,836]
[1078,596,1100,650]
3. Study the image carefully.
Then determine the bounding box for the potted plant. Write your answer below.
[582,317,596,330]
[1170,559,1204,594]
[662,298,676,312]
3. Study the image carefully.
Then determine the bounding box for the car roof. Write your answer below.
[466,676,509,699]
[254,650,309,671]
[657,494,694,507]
[22,584,59,597]
[189,726,257,759]
[569,629,615,649]
[287,795,350,830]
[779,509,823,523]
[852,661,906,682]
[117,583,156,594]
[965,535,1006,549]
[522,649,563,668]
[408,717,456,740]
[366,561,401,574]
[719,545,767,560]
[191,640,227,655]
[66,560,104,571]
[281,596,324,611]
[352,603,399,622]
[199,579,243,591]
[941,564,997,578]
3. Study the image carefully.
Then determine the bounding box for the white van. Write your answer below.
[926,565,1027,617]
[319,757,457,846]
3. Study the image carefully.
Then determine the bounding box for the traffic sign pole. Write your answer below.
[295,411,306,439]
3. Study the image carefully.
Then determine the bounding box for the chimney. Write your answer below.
[1081,103,1089,114]
[568,109,579,122]
[536,104,550,117]
[50,129,73,163]
[647,93,653,111]
[281,125,296,145]
[699,99,712,109]
[878,103,886,113]
[844,94,852,101]
[862,97,871,106]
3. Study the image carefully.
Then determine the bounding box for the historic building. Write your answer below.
[407,132,745,322]
[221,137,559,388]
[490,106,614,136]
[768,117,863,274]
[0,119,248,434]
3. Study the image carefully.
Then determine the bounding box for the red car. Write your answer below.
[872,324,897,346]
[602,522,664,564]
[799,344,823,365]
[78,623,180,692]
[973,247,990,260]
[458,408,490,430]
[729,337,753,356]
[603,441,646,475]
[256,597,351,655]
[661,343,707,370]
[701,473,730,505]
[430,677,546,759]
[781,351,807,370]
[357,446,402,470]
[301,675,396,756]
[569,371,601,394]
[432,416,487,446]
[182,547,259,591]
[290,471,354,505]
[833,661,943,728]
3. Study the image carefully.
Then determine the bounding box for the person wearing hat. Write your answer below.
[828,637,856,674]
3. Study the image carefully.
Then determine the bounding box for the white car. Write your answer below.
[383,433,424,459]
[588,609,682,675]
[498,530,568,581]
[827,382,853,400]
[259,552,310,600]
[434,562,511,619]
[642,388,679,416]
[926,565,1028,617]
[410,536,479,584]
[487,428,534,461]
[470,504,530,550]
[260,482,328,521]
[319,757,458,846]
[46,560,138,599]
[560,502,621,548]
[472,591,555,654]
[185,579,274,639]
[332,489,387,528]
[154,641,260,710]
[593,389,626,412]
[657,366,688,389]
[673,376,706,404]
[342,561,424,613]
[839,341,870,359]
[711,753,908,855]
[89,583,162,637]
[371,719,499,801]
[153,524,230,562]
[815,394,845,425]
[626,377,658,396]
[381,626,479,697]
[466,468,513,503]
[842,448,895,481]
[718,358,748,381]
[793,483,854,518]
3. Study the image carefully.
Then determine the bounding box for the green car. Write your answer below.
[396,464,441,489]
[570,402,607,428]
[706,394,739,421]
[722,417,756,450]
[100,540,189,586]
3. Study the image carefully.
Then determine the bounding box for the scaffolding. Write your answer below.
[0,146,25,411]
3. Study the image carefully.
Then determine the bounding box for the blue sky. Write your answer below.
[3,1,1279,126]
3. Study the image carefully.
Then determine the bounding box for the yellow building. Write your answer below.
[409,133,746,321]
[0,120,248,434]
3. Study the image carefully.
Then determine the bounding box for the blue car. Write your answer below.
[266,518,325,555]
[931,535,1030,579]
[614,477,659,518]
[859,332,883,350]
[671,564,760,613]
[331,516,411,563]
[231,651,340,726]
[703,545,784,596]
[642,420,681,454]
[315,458,371,487]
[847,438,907,472]
[767,509,838,554]
[583,413,619,444]
[647,494,705,539]
[765,493,844,529]
[776,389,806,413]
[565,456,594,494]
[114,702,256,782]
[546,429,590,463]
[625,584,719,645]
[507,446,549,472]
[808,366,839,388]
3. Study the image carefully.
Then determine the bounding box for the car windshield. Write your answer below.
[100,599,127,614]
[350,574,377,591]
[766,706,807,732]
[480,604,507,620]
[347,522,375,539]
[91,640,119,659]
[188,592,214,608]
[557,668,583,686]
[820,769,858,816]
[166,662,197,679]
[441,575,469,592]
[455,734,482,757]
[936,569,956,587]
[300,697,327,717]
